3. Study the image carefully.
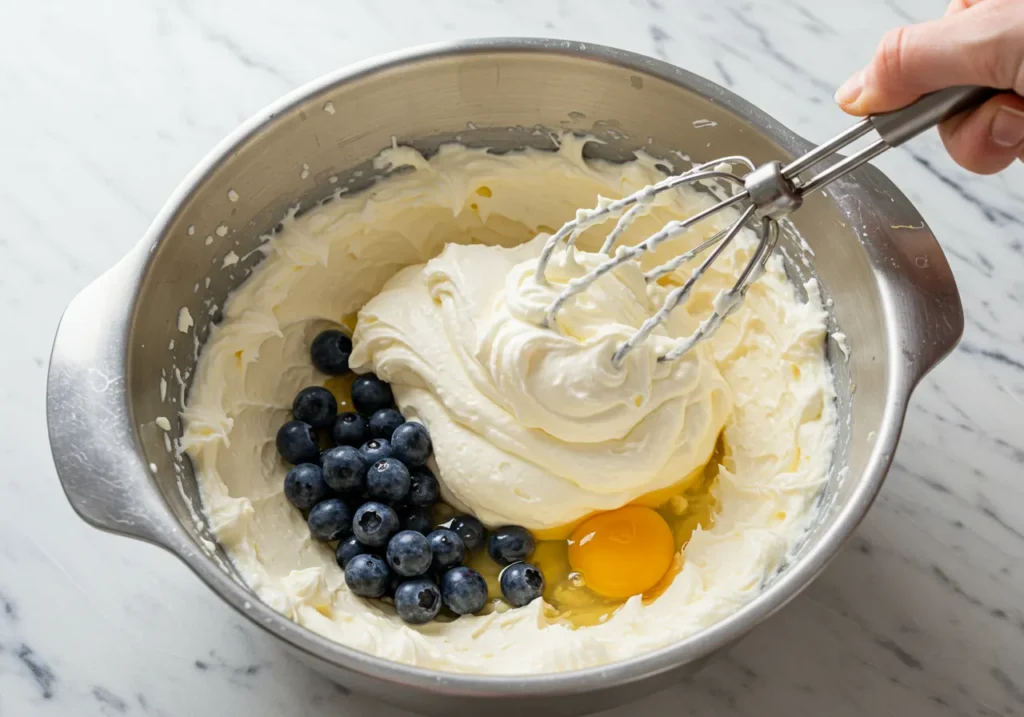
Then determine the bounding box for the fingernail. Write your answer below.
[834,71,864,106]
[991,106,1024,148]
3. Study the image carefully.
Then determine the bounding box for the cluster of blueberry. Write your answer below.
[275,329,545,624]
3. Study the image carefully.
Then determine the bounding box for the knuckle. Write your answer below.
[968,0,1024,90]
[874,26,910,86]
[996,36,1024,94]
[946,0,967,15]
[965,28,1024,90]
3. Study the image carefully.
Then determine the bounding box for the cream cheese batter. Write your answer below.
[182,136,837,674]
[349,234,731,531]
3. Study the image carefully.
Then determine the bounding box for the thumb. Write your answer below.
[835,0,1024,116]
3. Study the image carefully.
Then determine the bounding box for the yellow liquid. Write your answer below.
[330,320,722,628]
[321,314,362,410]
[324,372,358,413]
[467,438,723,628]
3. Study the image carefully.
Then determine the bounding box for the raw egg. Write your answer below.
[567,505,674,600]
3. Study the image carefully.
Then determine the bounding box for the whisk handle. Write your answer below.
[870,85,997,147]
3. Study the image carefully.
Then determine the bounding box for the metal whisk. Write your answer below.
[536,85,993,367]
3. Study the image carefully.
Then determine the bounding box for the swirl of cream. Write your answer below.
[350,234,732,531]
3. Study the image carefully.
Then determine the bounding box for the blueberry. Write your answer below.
[276,420,320,464]
[499,562,545,607]
[385,571,403,598]
[408,467,440,508]
[402,507,433,535]
[351,374,393,416]
[427,529,465,570]
[386,530,433,577]
[332,412,368,447]
[320,445,367,493]
[335,536,372,569]
[390,422,432,467]
[449,515,486,552]
[394,579,442,624]
[441,566,488,615]
[369,408,405,439]
[307,498,353,542]
[292,386,338,429]
[352,501,400,547]
[311,330,352,375]
[487,525,535,566]
[366,458,411,503]
[359,438,392,465]
[344,553,390,598]
[283,463,330,510]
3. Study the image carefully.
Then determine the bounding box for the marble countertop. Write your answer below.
[5,0,1023,714]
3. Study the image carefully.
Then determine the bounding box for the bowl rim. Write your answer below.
[63,37,916,696]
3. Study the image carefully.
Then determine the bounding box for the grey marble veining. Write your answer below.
[3,0,1023,715]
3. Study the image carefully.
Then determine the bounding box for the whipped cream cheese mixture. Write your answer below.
[182,135,837,674]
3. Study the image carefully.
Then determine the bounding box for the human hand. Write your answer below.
[835,0,1024,174]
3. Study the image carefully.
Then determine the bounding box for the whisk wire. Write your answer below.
[536,85,992,365]
[599,170,747,255]
[542,190,748,328]
[644,227,729,284]
[611,204,757,367]
[534,156,755,284]
[659,217,778,363]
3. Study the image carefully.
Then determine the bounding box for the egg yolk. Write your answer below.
[567,505,675,600]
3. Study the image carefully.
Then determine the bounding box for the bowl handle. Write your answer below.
[848,164,964,384]
[47,246,180,547]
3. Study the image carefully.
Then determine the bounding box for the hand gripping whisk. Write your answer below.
[535,85,992,367]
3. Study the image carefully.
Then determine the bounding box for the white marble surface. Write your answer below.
[4,0,1024,714]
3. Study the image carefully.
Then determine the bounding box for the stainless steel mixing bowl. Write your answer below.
[47,39,962,716]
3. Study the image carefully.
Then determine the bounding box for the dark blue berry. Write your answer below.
[402,507,433,535]
[311,330,352,375]
[386,530,433,577]
[441,566,488,615]
[283,463,330,510]
[366,458,411,503]
[320,445,367,493]
[408,467,440,507]
[487,525,535,566]
[359,438,392,465]
[352,501,399,547]
[369,408,405,439]
[499,562,545,607]
[427,529,465,570]
[307,498,353,542]
[335,536,372,569]
[394,579,442,624]
[385,571,403,598]
[351,374,393,416]
[449,515,486,552]
[390,422,432,467]
[344,553,390,598]
[292,386,338,428]
[332,412,368,447]
[276,420,320,464]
